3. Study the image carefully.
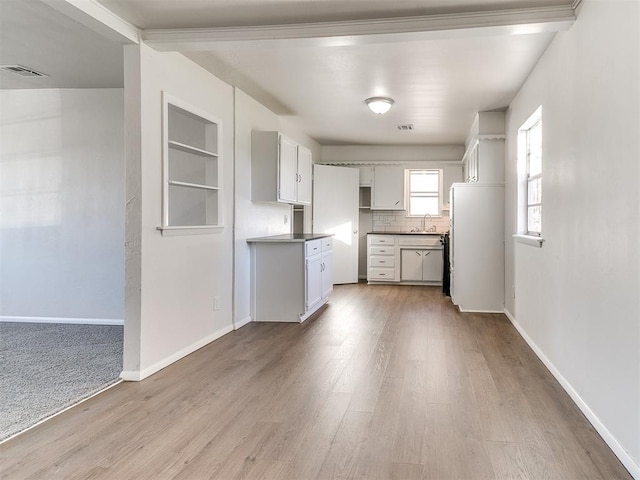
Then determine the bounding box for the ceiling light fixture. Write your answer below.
[365,97,394,115]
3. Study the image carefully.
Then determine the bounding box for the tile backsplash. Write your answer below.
[372,211,450,233]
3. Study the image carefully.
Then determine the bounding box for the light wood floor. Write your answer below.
[0,284,631,479]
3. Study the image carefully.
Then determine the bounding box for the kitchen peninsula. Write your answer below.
[247,233,333,323]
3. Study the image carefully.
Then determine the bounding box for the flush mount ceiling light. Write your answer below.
[365,97,394,114]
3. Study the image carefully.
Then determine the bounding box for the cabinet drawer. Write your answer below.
[370,256,395,267]
[369,268,395,280]
[370,246,393,256]
[369,235,395,246]
[305,239,322,257]
[398,236,442,247]
[321,237,333,252]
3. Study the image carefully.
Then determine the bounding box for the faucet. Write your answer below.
[422,213,432,232]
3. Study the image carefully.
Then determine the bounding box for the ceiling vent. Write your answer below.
[0,65,49,77]
[396,124,414,131]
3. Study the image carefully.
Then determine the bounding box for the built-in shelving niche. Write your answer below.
[158,92,223,236]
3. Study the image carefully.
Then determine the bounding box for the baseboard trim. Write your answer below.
[120,323,234,382]
[0,316,124,326]
[503,308,639,480]
[458,308,504,314]
[234,315,252,330]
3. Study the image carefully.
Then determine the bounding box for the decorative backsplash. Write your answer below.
[372,211,450,233]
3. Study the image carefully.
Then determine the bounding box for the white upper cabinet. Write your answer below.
[463,139,504,184]
[463,111,505,184]
[251,131,312,205]
[371,166,405,210]
[277,135,298,203]
[296,145,313,204]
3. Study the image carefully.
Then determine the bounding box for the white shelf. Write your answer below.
[168,140,218,158]
[157,225,224,237]
[161,91,223,233]
[168,180,219,191]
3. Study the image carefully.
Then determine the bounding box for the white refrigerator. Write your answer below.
[449,183,504,313]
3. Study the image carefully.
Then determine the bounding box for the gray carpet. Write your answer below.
[0,322,123,441]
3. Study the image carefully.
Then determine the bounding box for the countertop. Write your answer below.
[369,231,446,236]
[246,233,334,243]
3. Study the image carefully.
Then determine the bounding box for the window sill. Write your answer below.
[513,234,544,248]
[157,225,224,236]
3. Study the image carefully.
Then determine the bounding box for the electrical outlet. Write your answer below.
[214,296,220,311]
[284,214,288,224]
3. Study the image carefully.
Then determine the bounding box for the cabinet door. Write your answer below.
[278,135,298,203]
[321,250,333,299]
[468,147,478,183]
[401,249,423,281]
[306,253,323,311]
[296,146,313,205]
[422,249,443,282]
[372,166,405,210]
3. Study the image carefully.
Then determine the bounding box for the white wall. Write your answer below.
[0,89,124,322]
[505,0,640,475]
[233,89,320,327]
[321,144,463,163]
[122,44,235,379]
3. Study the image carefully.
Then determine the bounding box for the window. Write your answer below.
[407,169,440,216]
[517,106,543,238]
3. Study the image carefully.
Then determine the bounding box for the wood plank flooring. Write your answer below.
[0,284,632,479]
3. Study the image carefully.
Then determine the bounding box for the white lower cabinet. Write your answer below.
[249,235,332,323]
[305,250,323,312]
[305,238,332,314]
[320,237,333,299]
[401,249,443,282]
[368,234,443,285]
[367,235,398,282]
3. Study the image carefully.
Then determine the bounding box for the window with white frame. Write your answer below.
[407,169,440,216]
[519,107,543,236]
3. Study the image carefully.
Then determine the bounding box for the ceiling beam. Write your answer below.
[143,5,575,51]
[42,0,140,45]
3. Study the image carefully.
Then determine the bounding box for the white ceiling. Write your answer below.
[2,0,577,145]
[0,0,124,89]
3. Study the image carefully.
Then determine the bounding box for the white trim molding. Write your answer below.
[120,323,234,381]
[41,0,140,44]
[143,6,576,51]
[461,134,507,164]
[513,233,544,247]
[503,308,640,479]
[234,316,252,330]
[0,316,124,326]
